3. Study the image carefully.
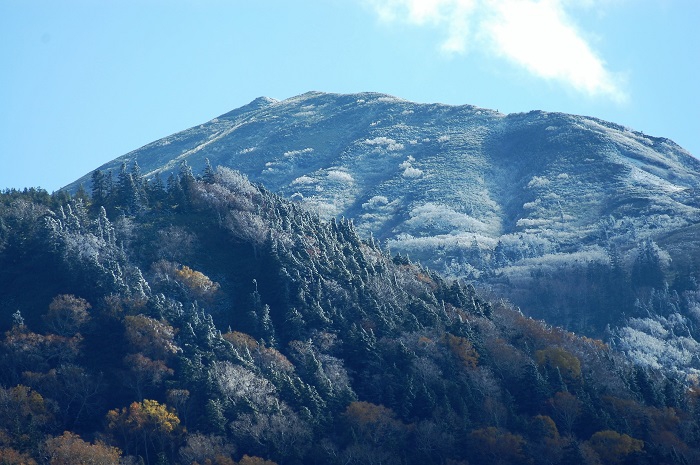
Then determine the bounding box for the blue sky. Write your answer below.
[1,0,698,192]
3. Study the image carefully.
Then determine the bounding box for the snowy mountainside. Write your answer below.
[67,91,700,339]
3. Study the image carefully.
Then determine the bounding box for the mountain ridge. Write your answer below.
[63,92,700,366]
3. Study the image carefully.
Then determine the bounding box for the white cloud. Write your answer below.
[365,0,627,102]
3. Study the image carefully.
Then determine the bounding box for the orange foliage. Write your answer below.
[223,331,259,350]
[44,431,121,465]
[123,315,179,360]
[415,272,437,289]
[343,401,408,448]
[580,335,608,352]
[344,401,398,426]
[123,353,174,397]
[223,331,294,373]
[602,395,682,442]
[175,265,221,299]
[535,347,581,382]
[107,399,181,435]
[0,447,38,465]
[0,385,53,435]
[530,415,560,440]
[528,415,565,464]
[587,430,643,464]
[469,427,527,464]
[3,327,81,367]
[106,399,181,457]
[445,333,479,369]
[44,294,91,336]
[192,456,236,465]
[258,347,295,373]
[238,455,278,465]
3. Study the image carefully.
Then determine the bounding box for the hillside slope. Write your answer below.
[65,92,700,364]
[2,172,699,464]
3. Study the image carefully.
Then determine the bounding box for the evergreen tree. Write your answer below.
[74,184,90,206]
[91,169,109,209]
[147,172,167,210]
[116,162,140,214]
[202,158,216,184]
[166,172,184,210]
[493,240,508,268]
[632,240,665,289]
[179,161,196,209]
[130,159,147,208]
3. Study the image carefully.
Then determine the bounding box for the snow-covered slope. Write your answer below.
[66,91,700,339]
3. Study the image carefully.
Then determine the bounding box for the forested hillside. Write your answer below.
[62,92,700,376]
[1,162,699,464]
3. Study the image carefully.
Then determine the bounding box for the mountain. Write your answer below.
[65,92,700,373]
[2,173,698,464]
[67,92,700,252]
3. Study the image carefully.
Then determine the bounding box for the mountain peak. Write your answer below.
[58,90,700,379]
[218,95,278,119]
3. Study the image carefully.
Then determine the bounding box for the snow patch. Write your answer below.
[399,156,423,178]
[402,166,423,178]
[362,196,389,209]
[516,218,552,228]
[327,170,354,184]
[363,137,404,152]
[404,203,491,235]
[284,148,314,158]
[291,175,316,185]
[527,176,551,188]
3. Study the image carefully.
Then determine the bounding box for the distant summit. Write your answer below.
[66,92,700,357]
[219,95,278,119]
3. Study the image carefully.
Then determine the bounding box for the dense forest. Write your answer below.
[1,161,699,464]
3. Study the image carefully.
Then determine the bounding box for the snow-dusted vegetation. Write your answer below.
[362,136,405,152]
[63,91,700,381]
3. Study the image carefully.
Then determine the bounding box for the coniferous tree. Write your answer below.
[116,162,140,214]
[632,240,665,289]
[202,158,216,184]
[166,172,184,210]
[493,240,508,268]
[90,170,108,209]
[178,162,196,210]
[147,173,167,210]
[130,160,147,209]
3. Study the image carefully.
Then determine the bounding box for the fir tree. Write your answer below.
[90,169,109,209]
[202,158,216,184]
[632,240,665,289]
[116,162,140,214]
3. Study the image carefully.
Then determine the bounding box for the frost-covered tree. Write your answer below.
[632,240,666,289]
